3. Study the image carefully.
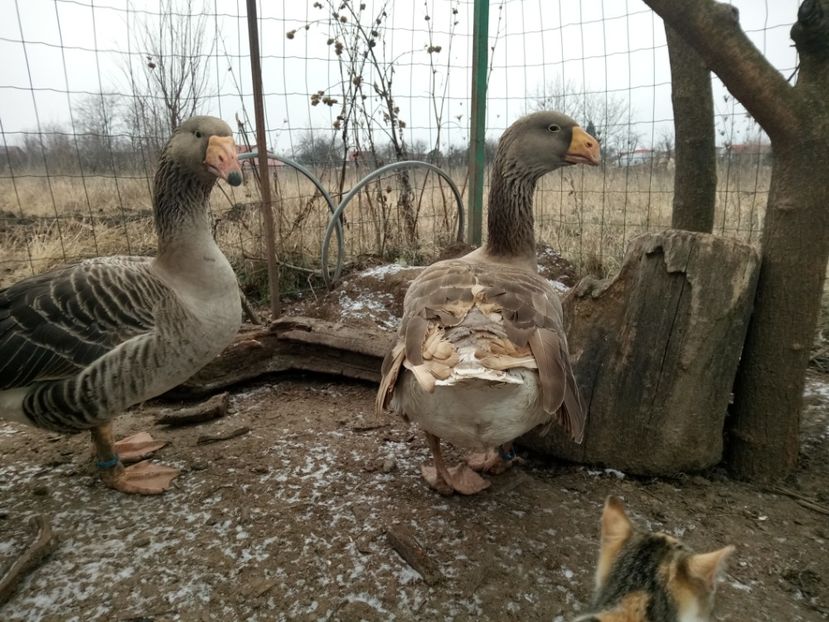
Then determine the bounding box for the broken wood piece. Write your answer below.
[385,525,443,586]
[239,288,261,325]
[157,392,230,427]
[350,423,390,433]
[167,317,394,399]
[196,426,251,446]
[0,515,56,606]
[768,486,829,516]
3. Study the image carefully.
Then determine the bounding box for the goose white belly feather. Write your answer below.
[0,388,28,425]
[155,237,240,324]
[392,368,547,450]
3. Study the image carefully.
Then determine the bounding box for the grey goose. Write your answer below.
[376,111,600,494]
[0,116,243,494]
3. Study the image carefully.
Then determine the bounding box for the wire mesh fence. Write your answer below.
[0,0,802,303]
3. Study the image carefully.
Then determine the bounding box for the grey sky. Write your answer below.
[0,0,801,153]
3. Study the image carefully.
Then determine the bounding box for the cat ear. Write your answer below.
[687,545,735,589]
[596,496,634,589]
[601,496,633,544]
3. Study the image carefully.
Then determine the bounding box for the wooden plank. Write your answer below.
[167,317,393,399]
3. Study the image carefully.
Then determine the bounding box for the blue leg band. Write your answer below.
[499,446,517,461]
[96,455,120,470]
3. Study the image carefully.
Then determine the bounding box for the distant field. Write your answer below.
[0,161,770,292]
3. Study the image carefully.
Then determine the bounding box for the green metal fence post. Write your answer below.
[467,0,489,247]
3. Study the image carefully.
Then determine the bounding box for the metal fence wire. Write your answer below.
[0,0,801,301]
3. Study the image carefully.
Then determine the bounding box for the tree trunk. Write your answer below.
[727,138,829,479]
[643,0,829,481]
[521,231,760,475]
[726,1,829,481]
[665,24,717,232]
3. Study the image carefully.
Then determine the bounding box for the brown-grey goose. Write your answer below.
[0,116,243,494]
[376,111,600,495]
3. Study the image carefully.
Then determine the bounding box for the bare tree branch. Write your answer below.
[642,0,797,142]
[125,0,214,151]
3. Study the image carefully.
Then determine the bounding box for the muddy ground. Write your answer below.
[1,254,828,621]
[0,372,827,622]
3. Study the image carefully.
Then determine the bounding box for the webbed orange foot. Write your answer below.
[113,432,168,463]
[466,445,524,475]
[421,462,490,495]
[99,460,180,495]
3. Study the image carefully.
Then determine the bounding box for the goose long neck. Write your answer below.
[484,155,540,261]
[153,156,215,254]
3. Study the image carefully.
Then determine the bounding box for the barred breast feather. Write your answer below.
[0,253,239,434]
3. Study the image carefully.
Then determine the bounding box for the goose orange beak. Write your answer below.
[205,135,243,186]
[564,126,601,166]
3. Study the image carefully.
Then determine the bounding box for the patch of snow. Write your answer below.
[342,592,390,614]
[548,279,571,293]
[0,423,20,436]
[394,562,422,585]
[358,263,409,279]
[804,378,829,401]
[338,290,399,329]
[730,580,753,593]
[584,467,626,479]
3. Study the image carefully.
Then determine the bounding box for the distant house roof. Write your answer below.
[726,142,772,156]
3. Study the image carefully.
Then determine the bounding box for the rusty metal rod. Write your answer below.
[245,0,280,317]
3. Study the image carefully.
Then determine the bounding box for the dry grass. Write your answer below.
[0,162,771,294]
[4,160,826,375]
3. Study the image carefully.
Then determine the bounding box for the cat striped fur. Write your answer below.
[575,497,734,622]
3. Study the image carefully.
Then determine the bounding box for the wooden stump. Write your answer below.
[521,230,760,475]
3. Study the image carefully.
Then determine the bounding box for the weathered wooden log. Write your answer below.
[167,317,393,399]
[521,230,760,475]
[156,392,230,426]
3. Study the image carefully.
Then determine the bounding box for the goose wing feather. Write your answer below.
[378,258,585,441]
[0,256,170,389]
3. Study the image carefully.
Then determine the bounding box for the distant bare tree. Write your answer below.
[655,127,675,165]
[293,130,341,167]
[73,92,129,172]
[124,0,214,157]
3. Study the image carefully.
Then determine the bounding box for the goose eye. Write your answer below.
[194,130,203,139]
[547,124,561,133]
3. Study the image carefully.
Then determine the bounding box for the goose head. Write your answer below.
[495,111,600,180]
[162,116,243,187]
[484,112,600,261]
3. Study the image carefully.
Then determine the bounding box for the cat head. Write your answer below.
[595,496,734,622]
